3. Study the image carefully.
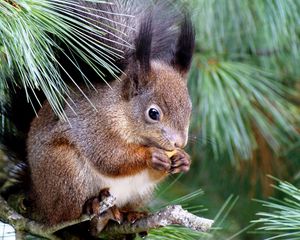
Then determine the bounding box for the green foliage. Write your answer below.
[0,0,123,120]
[192,0,300,63]
[252,178,300,239]
[189,0,300,162]
[190,58,297,161]
[0,0,300,239]
[148,174,245,240]
[185,0,300,239]
[148,190,239,240]
[147,226,210,240]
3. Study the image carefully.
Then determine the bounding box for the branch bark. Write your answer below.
[0,195,213,239]
[0,195,115,239]
[100,205,213,238]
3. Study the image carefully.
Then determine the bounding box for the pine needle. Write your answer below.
[0,0,129,120]
[252,177,300,239]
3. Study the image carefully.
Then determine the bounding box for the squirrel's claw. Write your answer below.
[85,189,119,218]
[98,189,124,224]
[84,197,101,216]
[150,148,171,172]
[119,210,148,224]
[111,206,123,224]
[126,211,148,224]
[98,188,111,200]
[169,150,191,174]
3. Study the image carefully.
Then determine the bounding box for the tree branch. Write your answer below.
[0,195,115,239]
[0,195,213,239]
[99,205,213,238]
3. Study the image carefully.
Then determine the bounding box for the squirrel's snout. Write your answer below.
[162,128,188,149]
[170,133,188,149]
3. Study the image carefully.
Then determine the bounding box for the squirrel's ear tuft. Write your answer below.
[172,14,195,76]
[135,13,153,74]
[122,13,153,100]
[122,15,153,101]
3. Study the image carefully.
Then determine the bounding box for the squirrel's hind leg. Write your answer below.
[28,141,98,224]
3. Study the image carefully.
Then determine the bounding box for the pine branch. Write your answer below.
[0,196,91,239]
[0,0,126,120]
[0,195,115,239]
[99,205,213,239]
[252,177,300,239]
[0,194,213,239]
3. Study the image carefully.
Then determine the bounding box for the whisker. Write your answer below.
[187,134,217,147]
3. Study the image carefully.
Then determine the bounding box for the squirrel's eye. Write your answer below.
[145,105,162,123]
[148,108,160,121]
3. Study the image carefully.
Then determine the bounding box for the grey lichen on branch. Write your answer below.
[0,195,115,239]
[0,195,213,239]
[0,195,93,240]
[100,205,214,238]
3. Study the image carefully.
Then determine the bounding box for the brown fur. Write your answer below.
[27,60,192,225]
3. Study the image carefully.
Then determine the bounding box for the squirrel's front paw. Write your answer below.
[149,148,171,172]
[169,149,191,174]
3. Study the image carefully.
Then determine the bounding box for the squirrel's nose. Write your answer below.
[171,133,188,149]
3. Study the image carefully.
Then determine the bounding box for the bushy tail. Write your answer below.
[0,84,45,197]
[70,0,186,72]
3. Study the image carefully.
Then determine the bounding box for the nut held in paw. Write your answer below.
[165,150,177,158]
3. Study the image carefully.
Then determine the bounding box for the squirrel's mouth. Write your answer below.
[144,137,175,151]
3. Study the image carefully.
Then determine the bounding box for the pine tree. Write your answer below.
[1,0,300,239]
[183,1,300,239]
[253,178,300,239]
[0,0,123,120]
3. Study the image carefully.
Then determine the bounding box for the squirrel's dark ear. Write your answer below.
[122,14,153,100]
[172,14,195,76]
[135,13,153,74]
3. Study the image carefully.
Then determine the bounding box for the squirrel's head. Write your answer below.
[119,13,195,151]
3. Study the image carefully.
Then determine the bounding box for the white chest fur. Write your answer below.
[98,170,158,207]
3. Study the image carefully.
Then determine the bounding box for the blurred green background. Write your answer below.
[150,0,300,239]
[1,0,300,239]
[159,1,300,239]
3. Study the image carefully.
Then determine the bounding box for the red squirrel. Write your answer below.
[2,0,195,234]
